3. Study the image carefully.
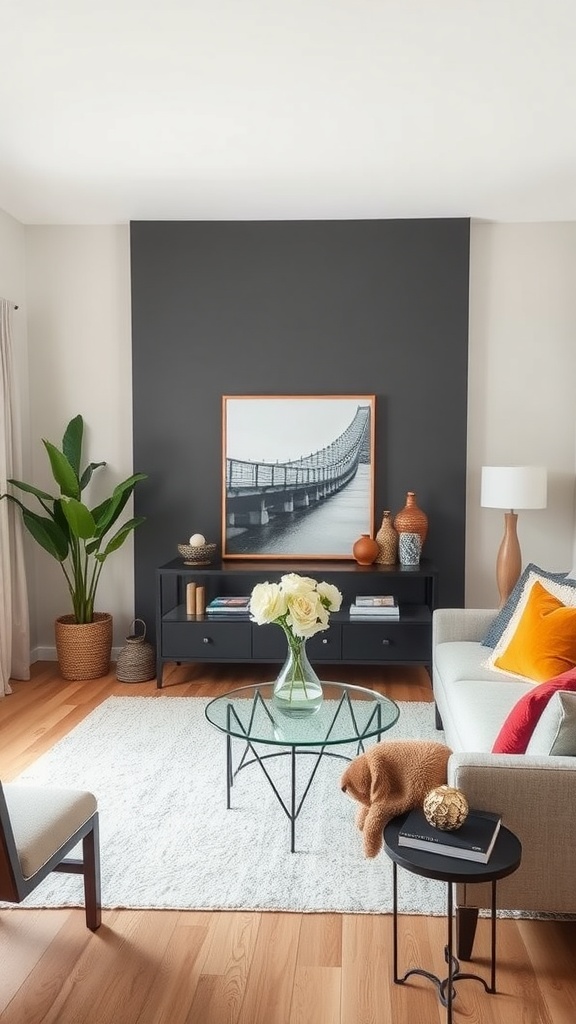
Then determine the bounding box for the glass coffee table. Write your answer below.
[205,682,399,852]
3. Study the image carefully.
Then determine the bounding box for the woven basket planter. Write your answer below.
[55,612,113,681]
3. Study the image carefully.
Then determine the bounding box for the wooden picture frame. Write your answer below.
[222,395,375,560]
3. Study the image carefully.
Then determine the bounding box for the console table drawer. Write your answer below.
[342,623,430,663]
[162,621,252,659]
[307,626,342,660]
[252,625,342,661]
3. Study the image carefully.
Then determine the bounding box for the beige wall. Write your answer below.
[0,207,29,466]
[2,215,576,657]
[24,226,134,656]
[467,222,576,607]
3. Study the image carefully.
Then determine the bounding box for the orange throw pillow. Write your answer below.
[494,580,576,682]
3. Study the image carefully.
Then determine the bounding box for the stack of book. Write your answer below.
[206,596,251,617]
[349,595,400,619]
[397,808,502,863]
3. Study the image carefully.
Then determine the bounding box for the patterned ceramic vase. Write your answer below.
[393,492,428,549]
[375,511,399,565]
[398,532,422,566]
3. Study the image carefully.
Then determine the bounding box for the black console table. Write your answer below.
[155,558,437,687]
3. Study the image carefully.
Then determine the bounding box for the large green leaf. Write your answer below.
[92,473,147,538]
[3,413,147,622]
[94,517,146,560]
[43,441,80,499]
[53,499,71,541]
[6,478,55,502]
[60,498,97,540]
[22,509,69,560]
[62,415,83,475]
[80,461,106,491]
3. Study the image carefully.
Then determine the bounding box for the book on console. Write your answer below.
[398,808,502,863]
[206,608,251,616]
[355,595,397,607]
[349,603,400,618]
[206,596,251,616]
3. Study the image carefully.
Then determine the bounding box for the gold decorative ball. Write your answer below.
[423,785,469,831]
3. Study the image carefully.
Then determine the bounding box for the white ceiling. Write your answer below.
[2,0,576,225]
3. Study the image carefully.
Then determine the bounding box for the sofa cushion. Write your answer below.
[437,676,532,753]
[525,691,576,756]
[487,580,576,682]
[480,563,573,648]
[435,640,525,687]
[491,667,576,754]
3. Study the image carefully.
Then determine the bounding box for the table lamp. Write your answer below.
[480,466,547,606]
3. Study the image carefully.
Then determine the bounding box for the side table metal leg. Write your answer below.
[393,861,399,982]
[446,882,454,1024]
[490,880,497,993]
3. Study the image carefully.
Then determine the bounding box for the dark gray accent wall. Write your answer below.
[131,219,470,641]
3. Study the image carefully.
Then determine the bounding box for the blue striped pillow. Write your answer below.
[481,563,573,648]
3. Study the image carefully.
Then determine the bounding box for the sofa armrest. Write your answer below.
[432,607,497,647]
[448,752,576,914]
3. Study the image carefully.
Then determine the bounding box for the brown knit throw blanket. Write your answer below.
[341,740,452,857]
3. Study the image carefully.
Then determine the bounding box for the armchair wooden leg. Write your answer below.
[456,905,479,960]
[82,817,101,931]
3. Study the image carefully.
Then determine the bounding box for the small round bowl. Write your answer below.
[177,542,217,565]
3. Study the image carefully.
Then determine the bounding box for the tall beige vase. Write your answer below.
[375,511,398,565]
[394,491,428,550]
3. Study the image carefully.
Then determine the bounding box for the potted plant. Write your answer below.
[0,414,147,680]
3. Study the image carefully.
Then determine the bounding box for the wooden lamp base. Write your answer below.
[495,512,522,607]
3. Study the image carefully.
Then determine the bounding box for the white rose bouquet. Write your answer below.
[250,573,343,702]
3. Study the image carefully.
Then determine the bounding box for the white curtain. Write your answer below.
[0,298,30,695]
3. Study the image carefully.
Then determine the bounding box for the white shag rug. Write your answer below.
[6,695,450,915]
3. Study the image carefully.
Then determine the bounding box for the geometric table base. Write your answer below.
[393,860,494,1024]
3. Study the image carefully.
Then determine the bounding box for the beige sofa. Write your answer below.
[432,607,576,957]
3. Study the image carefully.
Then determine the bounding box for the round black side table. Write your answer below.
[384,813,522,1024]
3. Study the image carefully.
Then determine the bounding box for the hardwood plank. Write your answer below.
[0,909,70,1014]
[290,965,341,1024]
[297,913,342,968]
[0,911,107,1024]
[132,917,211,1024]
[235,913,302,1024]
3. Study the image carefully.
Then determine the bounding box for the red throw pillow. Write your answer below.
[492,667,576,754]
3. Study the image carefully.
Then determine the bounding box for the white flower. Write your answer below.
[250,573,342,641]
[279,573,319,596]
[287,591,329,639]
[249,582,288,624]
[316,581,342,612]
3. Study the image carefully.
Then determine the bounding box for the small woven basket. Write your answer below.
[177,542,217,565]
[116,619,156,683]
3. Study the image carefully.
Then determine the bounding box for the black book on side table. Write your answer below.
[384,812,522,1024]
[398,807,502,863]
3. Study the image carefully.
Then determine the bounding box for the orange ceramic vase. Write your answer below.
[393,492,428,549]
[352,534,379,565]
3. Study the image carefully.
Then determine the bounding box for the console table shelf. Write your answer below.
[155,558,437,687]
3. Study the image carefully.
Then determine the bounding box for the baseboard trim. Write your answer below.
[32,646,122,663]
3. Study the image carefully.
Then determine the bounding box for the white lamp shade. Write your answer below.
[481,466,547,510]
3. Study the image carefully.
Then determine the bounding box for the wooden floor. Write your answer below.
[1,661,575,1024]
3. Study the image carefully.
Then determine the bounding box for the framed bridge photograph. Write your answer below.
[222,395,376,559]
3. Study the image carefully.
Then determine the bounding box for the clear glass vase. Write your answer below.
[273,631,323,717]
